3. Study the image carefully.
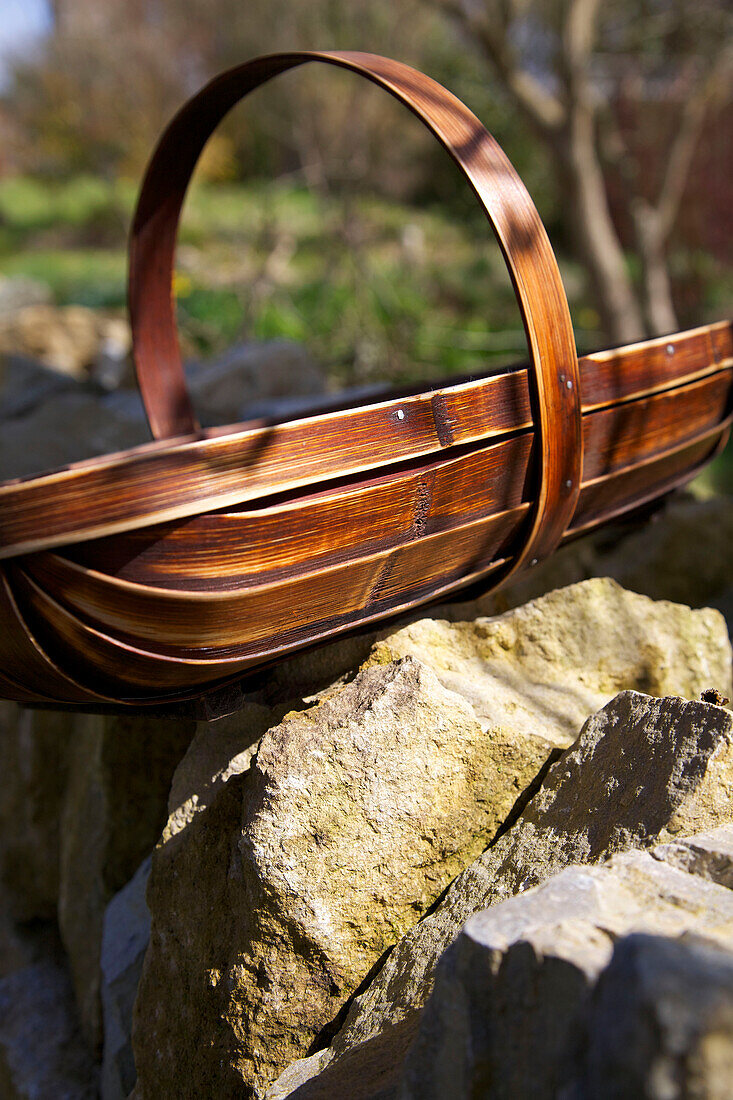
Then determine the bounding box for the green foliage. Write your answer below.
[0,176,596,387]
[0,170,729,489]
[0,175,134,232]
[0,249,127,309]
[177,287,247,351]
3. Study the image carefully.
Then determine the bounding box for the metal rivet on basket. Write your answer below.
[530,558,538,566]
[566,379,573,389]
[666,343,675,355]
[396,409,405,421]
[565,479,572,489]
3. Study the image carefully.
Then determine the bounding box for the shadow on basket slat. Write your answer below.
[0,49,730,709]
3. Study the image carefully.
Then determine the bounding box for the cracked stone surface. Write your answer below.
[133,580,731,1098]
[294,691,733,1088]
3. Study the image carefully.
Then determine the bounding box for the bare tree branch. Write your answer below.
[625,43,732,334]
[432,0,647,341]
[435,0,566,135]
[563,0,602,91]
[597,102,640,190]
[654,44,733,242]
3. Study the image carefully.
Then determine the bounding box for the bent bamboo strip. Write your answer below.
[0,322,729,562]
[0,569,113,704]
[9,415,728,703]
[52,364,732,591]
[128,50,584,576]
[19,424,727,659]
[3,432,724,706]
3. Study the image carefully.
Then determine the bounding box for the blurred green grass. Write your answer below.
[0,174,599,386]
[0,173,729,490]
[0,249,127,308]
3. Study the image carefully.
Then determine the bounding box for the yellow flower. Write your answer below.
[173,272,192,299]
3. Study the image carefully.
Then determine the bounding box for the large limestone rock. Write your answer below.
[133,581,731,1098]
[319,691,733,1074]
[375,577,732,739]
[58,712,196,1050]
[100,857,152,1100]
[267,832,733,1100]
[564,932,733,1098]
[399,840,733,1100]
[0,703,75,922]
[133,658,557,1098]
[0,949,98,1098]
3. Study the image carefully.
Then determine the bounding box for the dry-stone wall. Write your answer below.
[0,347,732,1100]
[399,831,733,1100]
[122,577,730,1100]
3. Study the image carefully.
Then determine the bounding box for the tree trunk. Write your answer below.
[556,111,646,345]
[631,200,680,336]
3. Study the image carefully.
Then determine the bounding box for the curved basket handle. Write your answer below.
[129,50,582,573]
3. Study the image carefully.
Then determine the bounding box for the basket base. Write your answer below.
[21,499,672,720]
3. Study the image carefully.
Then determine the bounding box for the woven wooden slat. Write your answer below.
[0,51,730,709]
[1,323,729,563]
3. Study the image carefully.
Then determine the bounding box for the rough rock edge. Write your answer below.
[267,695,733,1096]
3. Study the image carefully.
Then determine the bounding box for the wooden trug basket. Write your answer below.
[0,51,731,710]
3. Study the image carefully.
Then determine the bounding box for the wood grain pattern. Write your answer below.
[5,415,726,703]
[53,363,731,592]
[0,568,112,703]
[128,50,583,577]
[0,49,730,709]
[19,396,731,657]
[0,322,728,562]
